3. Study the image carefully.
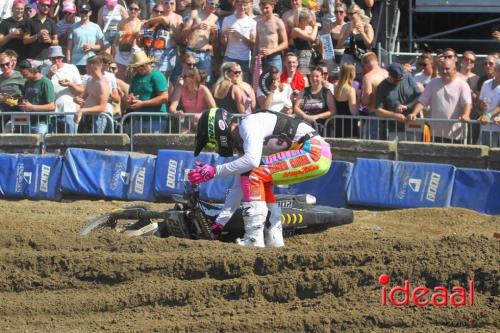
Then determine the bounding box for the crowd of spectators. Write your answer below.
[0,0,498,146]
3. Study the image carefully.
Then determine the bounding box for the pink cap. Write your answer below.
[106,0,118,6]
[62,2,76,13]
[38,0,51,5]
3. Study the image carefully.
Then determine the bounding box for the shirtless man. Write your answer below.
[282,0,316,39]
[254,0,288,72]
[360,52,387,139]
[143,1,184,79]
[181,0,219,82]
[74,56,111,133]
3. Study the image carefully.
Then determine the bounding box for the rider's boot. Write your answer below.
[264,203,285,247]
[236,201,267,248]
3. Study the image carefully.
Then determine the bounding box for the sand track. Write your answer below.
[0,200,498,332]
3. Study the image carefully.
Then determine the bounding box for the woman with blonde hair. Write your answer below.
[333,64,358,138]
[235,69,256,113]
[336,4,374,77]
[290,8,321,75]
[212,62,247,114]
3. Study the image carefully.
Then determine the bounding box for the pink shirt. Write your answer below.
[418,76,471,140]
[180,86,207,114]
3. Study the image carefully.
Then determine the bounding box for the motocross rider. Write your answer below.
[188,108,332,247]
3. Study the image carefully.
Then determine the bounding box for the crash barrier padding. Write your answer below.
[1,149,498,215]
[155,149,236,202]
[347,158,456,209]
[61,148,156,201]
[451,168,500,215]
[274,161,353,207]
[127,153,157,201]
[0,153,62,200]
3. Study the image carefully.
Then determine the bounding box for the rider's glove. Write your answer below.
[187,161,215,184]
[209,222,224,240]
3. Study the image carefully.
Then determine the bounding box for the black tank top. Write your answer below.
[334,99,351,116]
[215,85,238,114]
[293,38,312,51]
[301,87,329,116]
[334,99,359,138]
[345,33,366,56]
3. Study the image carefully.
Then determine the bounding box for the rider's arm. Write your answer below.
[215,117,265,177]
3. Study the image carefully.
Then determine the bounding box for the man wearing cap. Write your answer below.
[17,59,55,134]
[22,0,58,62]
[67,3,104,75]
[0,0,28,61]
[126,50,169,133]
[56,2,81,54]
[41,45,83,133]
[375,62,421,140]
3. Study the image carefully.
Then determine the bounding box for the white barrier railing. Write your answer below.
[0,112,115,134]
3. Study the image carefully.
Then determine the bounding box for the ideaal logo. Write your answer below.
[379,274,474,307]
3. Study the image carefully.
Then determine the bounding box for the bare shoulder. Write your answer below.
[209,13,219,24]
[282,9,293,21]
[200,84,212,95]
[274,16,285,30]
[171,12,183,24]
[99,77,110,91]
[241,81,253,92]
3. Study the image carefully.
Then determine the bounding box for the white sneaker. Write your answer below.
[264,203,285,247]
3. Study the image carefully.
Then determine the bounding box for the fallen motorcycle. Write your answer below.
[79,184,354,242]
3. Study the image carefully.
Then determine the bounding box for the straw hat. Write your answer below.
[128,50,156,68]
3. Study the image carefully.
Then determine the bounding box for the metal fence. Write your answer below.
[120,112,197,135]
[2,111,499,148]
[322,115,499,146]
[0,112,115,134]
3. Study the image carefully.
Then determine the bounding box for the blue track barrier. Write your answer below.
[127,153,157,201]
[61,148,130,199]
[155,150,235,202]
[3,149,498,216]
[347,158,456,209]
[274,160,353,207]
[61,148,156,200]
[0,153,62,200]
[451,168,500,215]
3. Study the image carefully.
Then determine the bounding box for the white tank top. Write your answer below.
[103,5,123,33]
